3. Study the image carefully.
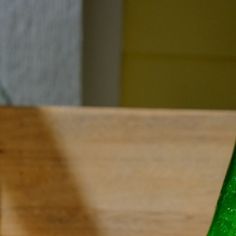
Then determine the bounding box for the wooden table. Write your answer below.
[1,107,236,236]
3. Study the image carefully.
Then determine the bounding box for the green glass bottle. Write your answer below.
[208,144,236,235]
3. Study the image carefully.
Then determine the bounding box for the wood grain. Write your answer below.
[1,107,236,236]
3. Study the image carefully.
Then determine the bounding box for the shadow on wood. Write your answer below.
[1,108,100,236]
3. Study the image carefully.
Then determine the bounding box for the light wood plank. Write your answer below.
[1,107,236,236]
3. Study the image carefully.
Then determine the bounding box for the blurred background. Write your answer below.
[0,0,235,109]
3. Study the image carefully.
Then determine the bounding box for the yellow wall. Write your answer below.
[122,0,236,109]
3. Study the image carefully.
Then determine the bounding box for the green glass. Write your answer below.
[208,144,236,235]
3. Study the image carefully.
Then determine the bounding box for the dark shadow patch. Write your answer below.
[1,108,101,236]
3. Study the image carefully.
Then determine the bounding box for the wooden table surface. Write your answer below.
[1,107,236,236]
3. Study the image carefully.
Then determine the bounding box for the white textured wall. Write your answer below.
[0,0,82,105]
